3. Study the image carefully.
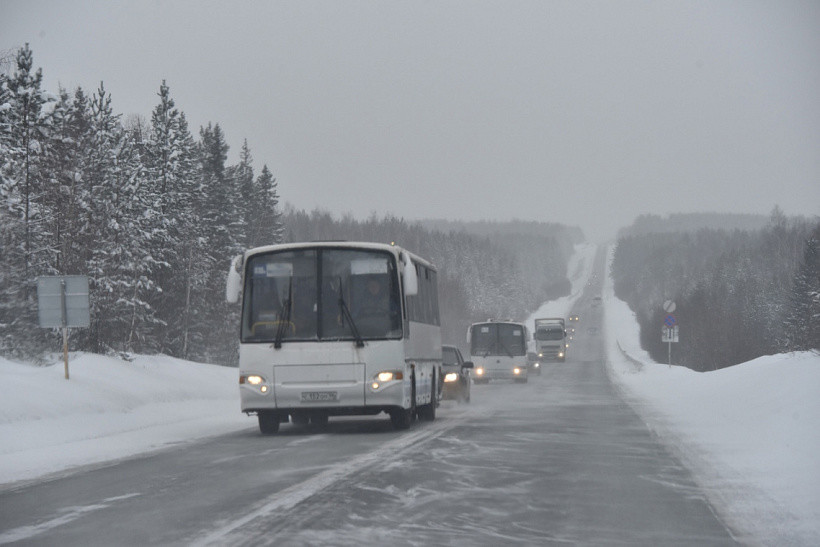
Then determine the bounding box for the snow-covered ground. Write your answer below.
[602,246,820,546]
[1,243,817,544]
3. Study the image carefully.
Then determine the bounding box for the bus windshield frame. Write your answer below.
[241,247,403,344]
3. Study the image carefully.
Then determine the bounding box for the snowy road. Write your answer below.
[0,250,737,546]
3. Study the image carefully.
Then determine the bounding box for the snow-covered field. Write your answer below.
[1,243,817,544]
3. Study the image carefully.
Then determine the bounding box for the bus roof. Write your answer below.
[242,241,436,271]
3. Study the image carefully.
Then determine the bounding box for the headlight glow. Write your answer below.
[376,371,404,383]
[444,372,459,382]
[476,367,484,376]
[513,367,521,375]
[243,375,264,385]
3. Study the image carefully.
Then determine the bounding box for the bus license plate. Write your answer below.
[301,391,338,403]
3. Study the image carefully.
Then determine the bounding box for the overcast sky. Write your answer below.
[3,0,819,241]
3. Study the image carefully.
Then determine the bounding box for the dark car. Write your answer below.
[441,345,473,403]
[526,352,542,375]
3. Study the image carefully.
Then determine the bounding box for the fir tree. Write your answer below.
[249,164,282,247]
[0,44,56,358]
[784,225,820,351]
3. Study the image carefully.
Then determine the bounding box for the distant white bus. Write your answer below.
[226,242,442,433]
[467,320,529,383]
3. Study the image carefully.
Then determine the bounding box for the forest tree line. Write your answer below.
[611,210,819,371]
[1,45,577,363]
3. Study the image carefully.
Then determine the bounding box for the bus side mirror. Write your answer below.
[402,254,418,296]
[226,255,243,303]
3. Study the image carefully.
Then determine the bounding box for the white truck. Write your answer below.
[533,317,567,362]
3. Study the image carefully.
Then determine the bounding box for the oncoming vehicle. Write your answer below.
[441,344,473,403]
[533,317,567,362]
[526,352,542,375]
[226,241,442,433]
[467,320,529,383]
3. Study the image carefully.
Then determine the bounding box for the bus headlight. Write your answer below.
[443,372,459,383]
[240,374,270,394]
[371,371,404,390]
[376,371,403,382]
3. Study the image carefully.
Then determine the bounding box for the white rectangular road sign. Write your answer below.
[661,326,679,343]
[37,276,90,328]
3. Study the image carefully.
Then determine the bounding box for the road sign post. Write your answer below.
[661,304,678,367]
[37,276,90,380]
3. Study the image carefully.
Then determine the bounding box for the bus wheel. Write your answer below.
[390,408,412,430]
[417,373,437,421]
[258,411,280,434]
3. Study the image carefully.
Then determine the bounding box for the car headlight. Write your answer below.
[513,367,522,375]
[533,363,540,368]
[475,367,485,376]
[443,372,459,383]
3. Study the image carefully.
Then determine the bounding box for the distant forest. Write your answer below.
[5,45,816,371]
[612,210,820,370]
[1,45,578,363]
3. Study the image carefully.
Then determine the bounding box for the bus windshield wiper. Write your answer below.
[274,278,293,349]
[337,278,365,348]
[497,340,514,358]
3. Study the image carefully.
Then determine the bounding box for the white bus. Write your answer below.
[467,320,529,383]
[226,242,442,433]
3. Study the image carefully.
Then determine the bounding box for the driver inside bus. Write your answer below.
[354,276,400,334]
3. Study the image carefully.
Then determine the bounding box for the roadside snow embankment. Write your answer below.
[0,354,248,487]
[603,246,820,546]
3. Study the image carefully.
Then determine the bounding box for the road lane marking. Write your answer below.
[191,415,478,546]
[0,493,140,545]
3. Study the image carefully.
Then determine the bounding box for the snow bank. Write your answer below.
[0,354,248,486]
[603,245,820,546]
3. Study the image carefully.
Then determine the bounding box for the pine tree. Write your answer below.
[144,81,203,356]
[232,139,255,248]
[193,122,239,364]
[784,225,820,351]
[0,44,56,358]
[82,82,161,353]
[249,164,283,247]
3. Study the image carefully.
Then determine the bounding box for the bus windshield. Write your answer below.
[470,323,526,357]
[241,248,402,343]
